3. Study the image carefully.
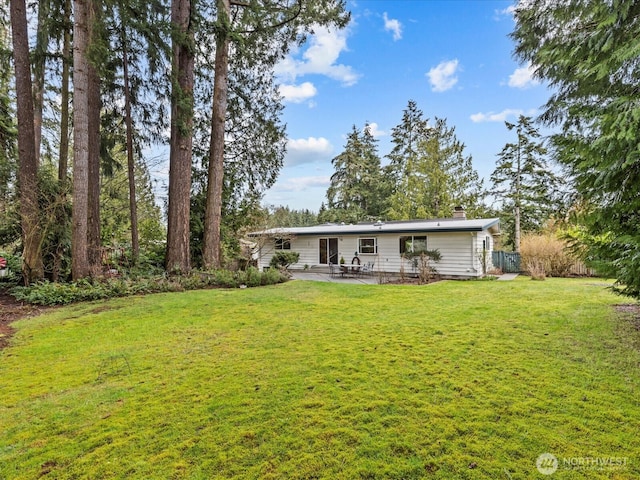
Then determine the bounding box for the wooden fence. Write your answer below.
[492,251,521,273]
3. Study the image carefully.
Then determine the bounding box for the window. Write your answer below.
[275,238,291,250]
[358,237,377,254]
[483,236,491,250]
[400,235,427,254]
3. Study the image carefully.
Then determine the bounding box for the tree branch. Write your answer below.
[232,0,303,34]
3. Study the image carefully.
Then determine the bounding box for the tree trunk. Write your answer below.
[53,0,72,282]
[514,130,522,253]
[121,22,139,264]
[202,0,230,270]
[87,2,102,274]
[166,0,194,273]
[72,0,91,279]
[10,0,44,285]
[514,204,521,253]
[58,0,71,184]
[33,0,51,162]
[87,67,101,273]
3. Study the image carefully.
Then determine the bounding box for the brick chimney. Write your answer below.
[453,206,466,219]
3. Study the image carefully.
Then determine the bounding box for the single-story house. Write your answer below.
[248,211,500,278]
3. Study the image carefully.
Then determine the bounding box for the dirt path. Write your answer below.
[0,291,50,351]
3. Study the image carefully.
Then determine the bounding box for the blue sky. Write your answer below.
[262,0,552,212]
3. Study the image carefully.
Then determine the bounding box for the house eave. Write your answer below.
[248,218,501,238]
[251,227,486,236]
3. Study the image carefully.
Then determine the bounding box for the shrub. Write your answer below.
[407,249,441,285]
[520,233,576,279]
[525,258,547,280]
[245,266,262,287]
[261,267,284,285]
[269,251,300,270]
[12,268,289,306]
[0,252,21,273]
[212,269,239,288]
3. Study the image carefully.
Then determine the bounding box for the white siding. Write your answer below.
[476,231,497,273]
[256,236,320,270]
[256,229,497,277]
[372,232,479,277]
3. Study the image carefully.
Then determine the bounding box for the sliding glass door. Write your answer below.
[319,238,339,265]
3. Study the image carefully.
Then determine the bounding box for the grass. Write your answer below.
[0,277,639,479]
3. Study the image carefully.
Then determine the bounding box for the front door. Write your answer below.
[319,238,339,264]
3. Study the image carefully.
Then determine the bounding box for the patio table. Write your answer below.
[340,264,362,277]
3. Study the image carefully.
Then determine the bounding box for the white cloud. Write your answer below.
[508,62,540,89]
[470,108,524,123]
[279,82,318,103]
[494,4,516,20]
[383,12,402,41]
[275,25,360,86]
[272,176,331,193]
[366,122,386,137]
[285,137,333,166]
[427,59,460,92]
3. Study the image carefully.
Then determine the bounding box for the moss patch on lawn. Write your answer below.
[1,278,639,479]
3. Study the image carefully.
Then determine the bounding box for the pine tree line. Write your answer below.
[316,101,564,255]
[2,0,350,283]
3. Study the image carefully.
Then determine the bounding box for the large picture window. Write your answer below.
[400,235,427,254]
[275,238,291,250]
[358,237,377,254]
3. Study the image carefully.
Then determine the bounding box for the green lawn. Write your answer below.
[1,278,639,479]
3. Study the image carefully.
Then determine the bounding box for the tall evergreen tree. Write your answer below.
[324,123,385,222]
[200,45,287,263]
[0,11,15,203]
[202,0,232,270]
[166,0,195,273]
[386,102,484,220]
[512,0,640,298]
[385,100,430,191]
[119,15,140,264]
[200,0,350,268]
[58,0,72,185]
[101,0,170,265]
[71,0,92,279]
[490,115,560,252]
[10,0,45,283]
[420,118,484,218]
[71,0,103,279]
[86,0,103,272]
[32,0,51,162]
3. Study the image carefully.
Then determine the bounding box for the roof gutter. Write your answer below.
[248,226,493,237]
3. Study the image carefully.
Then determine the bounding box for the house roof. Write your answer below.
[249,218,500,237]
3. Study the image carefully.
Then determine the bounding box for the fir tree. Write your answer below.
[490,115,561,252]
[512,0,640,297]
[386,101,485,220]
[325,123,386,222]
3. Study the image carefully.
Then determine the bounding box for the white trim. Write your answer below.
[358,237,378,254]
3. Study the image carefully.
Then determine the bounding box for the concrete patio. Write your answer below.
[289,271,380,284]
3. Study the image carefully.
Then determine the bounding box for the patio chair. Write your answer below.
[361,261,375,276]
[329,262,337,278]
